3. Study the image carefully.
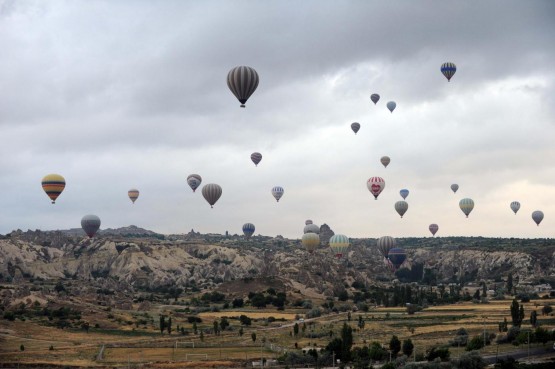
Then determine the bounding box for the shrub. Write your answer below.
[466,336,484,351]
[426,346,450,361]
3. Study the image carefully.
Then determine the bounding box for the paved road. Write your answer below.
[482,346,555,364]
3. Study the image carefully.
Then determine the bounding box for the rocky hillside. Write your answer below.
[1,228,555,297]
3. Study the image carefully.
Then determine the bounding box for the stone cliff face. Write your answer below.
[1,230,554,294]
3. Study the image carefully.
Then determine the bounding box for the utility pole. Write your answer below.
[528,330,530,360]
[332,351,335,368]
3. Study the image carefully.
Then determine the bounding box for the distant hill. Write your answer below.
[56,225,164,239]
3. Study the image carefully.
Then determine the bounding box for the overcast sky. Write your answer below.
[0,0,554,239]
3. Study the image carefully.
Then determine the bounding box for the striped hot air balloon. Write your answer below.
[271,186,284,202]
[367,177,385,200]
[441,62,457,82]
[187,174,202,192]
[459,198,474,218]
[251,152,262,166]
[227,66,259,108]
[429,224,439,236]
[370,93,380,105]
[381,156,391,168]
[128,189,139,204]
[387,101,396,113]
[302,233,320,253]
[329,234,349,258]
[395,201,409,218]
[202,183,222,208]
[377,236,396,259]
[510,201,520,215]
[41,174,66,204]
[81,214,101,238]
[532,210,544,226]
[242,223,255,239]
[400,189,409,200]
[351,122,360,135]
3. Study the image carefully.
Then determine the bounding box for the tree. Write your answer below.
[167,317,172,335]
[232,298,244,308]
[340,322,353,361]
[200,331,204,341]
[534,326,550,345]
[159,315,165,334]
[519,305,525,326]
[402,338,414,357]
[389,335,401,357]
[454,351,486,369]
[192,321,198,335]
[239,327,244,336]
[20,344,25,351]
[473,289,481,300]
[251,332,257,343]
[530,310,538,327]
[54,281,65,293]
[293,322,299,336]
[426,346,450,361]
[506,273,513,295]
[357,315,365,329]
[510,299,523,327]
[239,314,252,326]
[220,317,229,331]
[466,336,484,351]
[213,320,220,335]
[542,304,553,316]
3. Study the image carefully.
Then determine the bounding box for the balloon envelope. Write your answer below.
[41,174,66,204]
[351,122,360,135]
[242,223,255,239]
[187,174,202,192]
[272,186,284,202]
[302,233,320,253]
[251,152,262,166]
[451,184,459,193]
[532,210,544,226]
[429,224,439,236]
[371,93,380,104]
[459,198,474,218]
[227,66,259,107]
[329,234,349,258]
[303,224,320,234]
[510,201,520,214]
[387,101,396,113]
[377,236,396,258]
[81,214,101,238]
[400,189,409,200]
[305,219,313,225]
[128,189,139,204]
[441,62,457,82]
[388,247,406,270]
[367,177,385,200]
[395,201,409,218]
[202,183,222,208]
[381,156,391,168]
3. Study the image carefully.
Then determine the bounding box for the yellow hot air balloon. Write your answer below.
[302,233,320,253]
[329,234,350,258]
[41,174,66,204]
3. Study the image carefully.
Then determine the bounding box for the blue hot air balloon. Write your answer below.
[441,62,457,82]
[388,247,406,270]
[387,101,396,113]
[400,189,409,200]
[242,223,255,239]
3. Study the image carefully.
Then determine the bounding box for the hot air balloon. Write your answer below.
[187,174,202,193]
[510,201,520,215]
[81,214,101,238]
[441,62,457,82]
[386,101,396,113]
[271,186,284,202]
[41,174,66,204]
[351,122,360,135]
[128,189,139,204]
[242,223,255,239]
[451,184,459,193]
[377,236,396,259]
[303,224,320,234]
[367,177,385,200]
[329,234,349,258]
[251,152,262,166]
[227,66,259,108]
[429,224,439,236]
[459,198,474,218]
[381,156,391,168]
[395,201,409,218]
[305,219,313,225]
[388,247,406,270]
[202,183,222,208]
[400,189,409,200]
[302,233,320,253]
[370,93,380,105]
[532,210,544,226]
